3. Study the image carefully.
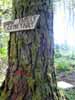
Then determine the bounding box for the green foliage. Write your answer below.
[55,52,62,58]
[63,89,75,100]
[0,31,9,64]
[55,44,62,58]
[55,44,75,99]
[0,48,7,57]
[0,0,12,16]
[54,44,75,71]
[56,60,70,71]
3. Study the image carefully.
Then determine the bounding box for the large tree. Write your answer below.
[0,0,63,100]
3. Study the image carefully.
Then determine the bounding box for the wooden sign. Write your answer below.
[4,15,40,32]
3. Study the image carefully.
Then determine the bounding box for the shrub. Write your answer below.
[56,60,70,71]
[64,89,75,100]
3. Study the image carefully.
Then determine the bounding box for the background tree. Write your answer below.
[0,0,64,100]
[0,0,12,75]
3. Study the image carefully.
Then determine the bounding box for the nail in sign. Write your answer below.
[4,15,40,32]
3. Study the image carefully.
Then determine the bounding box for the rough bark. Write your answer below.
[0,0,64,100]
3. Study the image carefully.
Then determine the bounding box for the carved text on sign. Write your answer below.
[4,15,40,32]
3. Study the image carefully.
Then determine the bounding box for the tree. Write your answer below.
[0,0,63,100]
[0,0,11,63]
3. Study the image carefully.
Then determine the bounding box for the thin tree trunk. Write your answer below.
[0,0,64,100]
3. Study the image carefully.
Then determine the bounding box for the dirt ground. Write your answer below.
[57,71,75,86]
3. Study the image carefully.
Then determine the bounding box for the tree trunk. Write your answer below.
[0,0,63,100]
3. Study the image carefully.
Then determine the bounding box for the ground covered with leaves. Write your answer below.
[57,71,75,100]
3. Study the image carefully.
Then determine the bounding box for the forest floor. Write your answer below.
[57,70,75,85]
[57,70,75,100]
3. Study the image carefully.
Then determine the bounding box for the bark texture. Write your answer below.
[0,0,64,100]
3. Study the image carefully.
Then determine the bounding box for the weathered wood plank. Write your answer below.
[4,15,40,32]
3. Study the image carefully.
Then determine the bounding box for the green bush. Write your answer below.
[0,48,7,55]
[56,60,70,71]
[0,48,7,64]
[55,53,62,58]
[64,89,75,100]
